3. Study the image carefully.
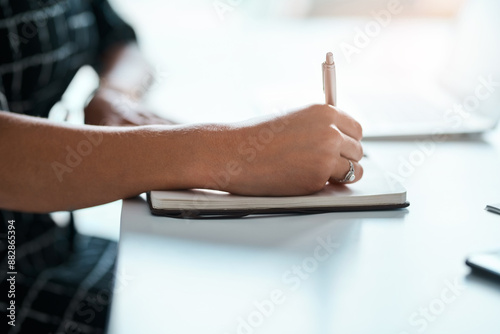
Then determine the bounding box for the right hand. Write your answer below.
[202,104,364,196]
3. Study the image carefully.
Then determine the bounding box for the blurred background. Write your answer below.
[67,0,500,239]
[102,0,499,121]
[112,0,466,18]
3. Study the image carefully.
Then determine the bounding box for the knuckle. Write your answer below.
[303,159,331,194]
[354,121,363,140]
[355,164,364,181]
[309,103,327,111]
[353,142,364,161]
[328,106,339,119]
[305,175,327,194]
[311,104,337,118]
[329,127,342,142]
[359,144,364,159]
[302,104,321,115]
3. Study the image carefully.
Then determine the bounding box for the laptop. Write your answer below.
[337,0,500,139]
[139,0,499,139]
[58,0,500,139]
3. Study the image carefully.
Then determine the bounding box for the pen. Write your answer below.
[322,54,368,158]
[322,52,337,106]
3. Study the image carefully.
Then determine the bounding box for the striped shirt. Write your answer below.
[0,0,136,117]
[0,1,135,332]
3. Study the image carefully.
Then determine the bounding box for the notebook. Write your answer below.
[148,159,409,218]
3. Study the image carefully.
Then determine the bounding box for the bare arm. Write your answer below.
[0,104,363,213]
[0,111,211,212]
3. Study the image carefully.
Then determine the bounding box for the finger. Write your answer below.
[339,131,364,162]
[120,113,146,126]
[99,115,136,127]
[138,111,176,125]
[329,158,363,184]
[327,105,363,141]
[151,114,177,125]
[123,110,163,126]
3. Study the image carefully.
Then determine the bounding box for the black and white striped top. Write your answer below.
[0,2,135,330]
[0,0,136,117]
[0,0,136,253]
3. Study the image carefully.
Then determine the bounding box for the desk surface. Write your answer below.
[104,6,500,333]
[108,128,500,334]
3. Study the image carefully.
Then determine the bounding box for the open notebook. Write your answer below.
[148,159,409,218]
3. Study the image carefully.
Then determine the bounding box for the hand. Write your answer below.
[203,104,364,196]
[84,88,177,126]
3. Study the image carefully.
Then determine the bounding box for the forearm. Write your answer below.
[0,104,365,212]
[0,111,214,213]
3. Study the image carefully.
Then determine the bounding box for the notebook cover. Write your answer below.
[147,192,409,219]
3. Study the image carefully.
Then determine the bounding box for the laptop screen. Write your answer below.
[441,0,500,119]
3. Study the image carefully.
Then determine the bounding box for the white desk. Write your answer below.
[108,128,500,334]
[102,5,500,332]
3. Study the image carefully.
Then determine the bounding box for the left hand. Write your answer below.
[84,87,177,126]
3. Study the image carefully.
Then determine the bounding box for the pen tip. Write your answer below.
[326,52,334,65]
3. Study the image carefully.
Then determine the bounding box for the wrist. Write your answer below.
[183,124,242,191]
[137,124,239,192]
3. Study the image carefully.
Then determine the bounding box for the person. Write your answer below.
[0,0,363,333]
